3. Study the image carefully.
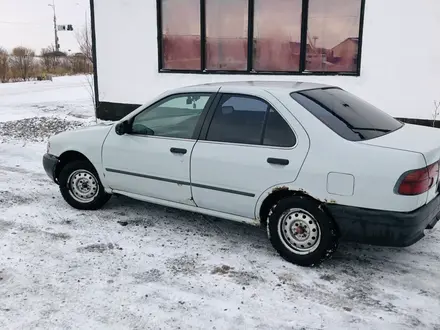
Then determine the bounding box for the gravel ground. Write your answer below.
[0,117,87,143]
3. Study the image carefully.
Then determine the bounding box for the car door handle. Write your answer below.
[170,147,187,155]
[267,158,289,166]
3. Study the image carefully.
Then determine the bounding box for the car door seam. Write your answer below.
[189,141,199,206]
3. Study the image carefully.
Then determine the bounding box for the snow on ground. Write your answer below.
[0,75,95,123]
[1,76,440,330]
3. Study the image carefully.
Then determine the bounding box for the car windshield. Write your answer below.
[291,88,404,141]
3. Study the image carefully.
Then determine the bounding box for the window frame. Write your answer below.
[199,93,297,149]
[127,92,216,140]
[156,0,366,76]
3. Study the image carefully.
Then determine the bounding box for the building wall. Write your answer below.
[332,39,357,59]
[94,0,440,121]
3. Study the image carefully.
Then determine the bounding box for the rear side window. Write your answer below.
[291,88,403,141]
[207,95,266,145]
[263,109,296,147]
[206,94,296,147]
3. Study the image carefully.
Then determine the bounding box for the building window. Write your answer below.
[161,0,201,70]
[253,0,303,72]
[157,0,365,75]
[205,0,249,71]
[306,0,363,73]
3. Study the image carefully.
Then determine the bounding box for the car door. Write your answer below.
[102,92,215,205]
[190,88,310,219]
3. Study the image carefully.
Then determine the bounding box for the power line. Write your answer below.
[0,21,47,26]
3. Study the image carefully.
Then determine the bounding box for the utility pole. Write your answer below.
[48,0,59,51]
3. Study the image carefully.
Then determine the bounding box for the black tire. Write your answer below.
[58,160,111,210]
[267,196,339,267]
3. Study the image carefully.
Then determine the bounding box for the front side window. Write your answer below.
[131,93,211,139]
[291,88,403,141]
[206,94,296,147]
[157,0,365,75]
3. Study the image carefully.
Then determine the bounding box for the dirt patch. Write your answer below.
[67,111,90,119]
[0,165,31,174]
[77,243,120,253]
[45,232,71,240]
[17,226,71,241]
[132,269,163,283]
[278,268,399,315]
[212,265,232,275]
[320,274,337,282]
[211,264,260,286]
[118,218,155,228]
[166,255,199,276]
[0,269,12,285]
[0,191,34,207]
[229,271,260,286]
[0,220,14,232]
[130,217,155,227]
[343,283,397,313]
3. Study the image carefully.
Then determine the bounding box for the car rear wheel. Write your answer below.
[58,160,111,210]
[267,196,339,267]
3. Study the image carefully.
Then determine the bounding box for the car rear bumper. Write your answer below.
[326,195,440,247]
[43,153,59,183]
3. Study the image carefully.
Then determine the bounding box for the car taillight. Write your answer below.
[397,162,439,195]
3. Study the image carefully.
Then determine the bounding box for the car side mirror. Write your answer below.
[115,120,130,135]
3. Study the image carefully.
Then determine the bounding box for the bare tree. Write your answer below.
[10,46,36,80]
[433,100,440,127]
[59,56,72,73]
[76,21,96,120]
[70,53,91,74]
[40,46,64,73]
[75,21,93,64]
[0,47,9,82]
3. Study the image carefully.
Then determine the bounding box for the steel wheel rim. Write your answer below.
[277,208,321,255]
[67,169,99,203]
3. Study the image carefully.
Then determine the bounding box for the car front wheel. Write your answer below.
[58,160,111,210]
[267,196,339,267]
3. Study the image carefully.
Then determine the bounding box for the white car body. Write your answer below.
[43,81,440,262]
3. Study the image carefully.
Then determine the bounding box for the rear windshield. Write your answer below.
[290,88,404,141]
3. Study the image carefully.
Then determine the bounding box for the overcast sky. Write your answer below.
[0,0,90,53]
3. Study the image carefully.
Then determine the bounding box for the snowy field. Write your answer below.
[1,76,440,330]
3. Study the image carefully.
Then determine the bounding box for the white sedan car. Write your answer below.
[43,81,440,266]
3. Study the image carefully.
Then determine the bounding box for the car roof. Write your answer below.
[173,80,334,93]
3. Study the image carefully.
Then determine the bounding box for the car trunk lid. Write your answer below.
[362,123,440,202]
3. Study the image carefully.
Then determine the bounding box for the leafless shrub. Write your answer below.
[0,47,9,83]
[75,21,93,64]
[85,74,96,110]
[433,100,440,127]
[76,20,96,120]
[70,53,92,74]
[9,47,36,81]
[40,46,64,73]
